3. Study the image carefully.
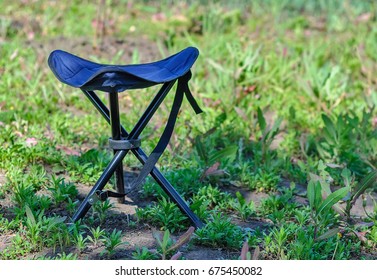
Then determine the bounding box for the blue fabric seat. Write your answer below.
[48,47,199,92]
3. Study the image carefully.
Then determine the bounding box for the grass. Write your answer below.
[0,0,377,260]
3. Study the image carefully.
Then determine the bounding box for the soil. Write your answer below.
[28,35,164,66]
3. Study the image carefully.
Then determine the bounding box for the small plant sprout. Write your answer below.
[74,233,88,254]
[136,197,188,232]
[152,226,195,260]
[92,199,113,224]
[195,213,245,249]
[230,191,255,221]
[87,226,106,247]
[102,229,126,257]
[48,176,78,205]
[132,247,159,260]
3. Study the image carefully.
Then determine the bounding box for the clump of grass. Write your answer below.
[102,229,127,258]
[136,197,189,232]
[194,212,245,249]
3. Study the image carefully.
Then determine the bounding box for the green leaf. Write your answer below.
[289,106,296,120]
[307,180,316,210]
[209,145,238,164]
[313,181,322,211]
[351,170,377,206]
[195,136,207,163]
[235,191,245,206]
[46,216,67,231]
[307,179,323,212]
[25,205,36,226]
[207,58,232,74]
[317,160,327,173]
[336,114,346,132]
[317,187,349,215]
[316,228,340,241]
[268,117,282,138]
[341,168,352,188]
[257,107,266,131]
[162,230,171,250]
[297,160,307,172]
[321,114,337,144]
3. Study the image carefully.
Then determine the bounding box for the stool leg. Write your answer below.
[109,91,125,204]
[72,150,127,222]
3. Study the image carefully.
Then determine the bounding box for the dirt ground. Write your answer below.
[28,35,164,66]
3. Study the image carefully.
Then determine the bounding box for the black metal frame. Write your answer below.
[71,81,204,228]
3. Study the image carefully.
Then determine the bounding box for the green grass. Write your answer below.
[0,0,377,260]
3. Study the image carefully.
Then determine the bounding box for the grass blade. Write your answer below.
[257,107,266,131]
[209,145,238,164]
[316,227,340,241]
[351,170,377,206]
[307,180,322,211]
[25,205,36,226]
[317,187,349,215]
[321,114,337,144]
[307,180,315,210]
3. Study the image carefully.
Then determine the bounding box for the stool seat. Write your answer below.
[48,47,199,92]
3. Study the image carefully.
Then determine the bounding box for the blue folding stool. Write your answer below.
[48,47,203,228]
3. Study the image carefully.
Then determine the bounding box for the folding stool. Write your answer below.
[48,47,204,228]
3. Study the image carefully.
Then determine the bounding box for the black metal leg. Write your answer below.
[109,91,125,204]
[80,88,204,228]
[128,82,175,138]
[132,147,204,228]
[72,150,127,222]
